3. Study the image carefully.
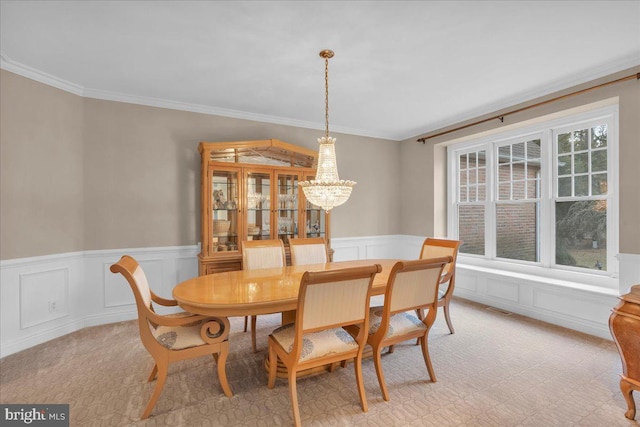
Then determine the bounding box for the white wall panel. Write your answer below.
[532,287,613,323]
[618,253,640,294]
[486,280,520,303]
[456,271,478,292]
[176,256,198,285]
[332,244,360,262]
[455,264,621,339]
[20,267,69,328]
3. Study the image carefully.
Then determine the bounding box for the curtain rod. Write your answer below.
[417,72,640,143]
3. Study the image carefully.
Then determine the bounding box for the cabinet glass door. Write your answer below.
[211,169,239,254]
[303,174,326,238]
[277,172,299,245]
[246,171,272,240]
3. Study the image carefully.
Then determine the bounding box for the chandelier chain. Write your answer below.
[325,55,329,138]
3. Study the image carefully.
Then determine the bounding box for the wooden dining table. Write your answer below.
[173,259,399,323]
[173,259,399,377]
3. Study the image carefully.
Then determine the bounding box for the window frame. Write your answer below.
[447,104,619,289]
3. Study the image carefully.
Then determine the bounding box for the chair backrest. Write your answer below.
[110,255,153,310]
[242,239,286,270]
[289,237,328,266]
[110,255,159,351]
[296,265,382,334]
[419,238,463,284]
[386,257,451,314]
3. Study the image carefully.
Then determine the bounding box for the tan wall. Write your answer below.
[1,70,84,259]
[6,64,636,259]
[83,99,399,250]
[1,69,399,258]
[401,66,640,254]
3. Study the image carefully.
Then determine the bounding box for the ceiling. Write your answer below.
[1,1,639,141]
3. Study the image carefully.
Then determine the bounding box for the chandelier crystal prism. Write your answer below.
[299,49,356,212]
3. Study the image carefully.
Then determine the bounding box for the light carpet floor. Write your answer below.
[1,298,638,426]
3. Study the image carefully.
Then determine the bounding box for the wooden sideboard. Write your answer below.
[609,284,640,420]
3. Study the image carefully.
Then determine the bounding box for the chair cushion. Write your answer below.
[152,322,205,350]
[368,306,426,338]
[271,323,358,362]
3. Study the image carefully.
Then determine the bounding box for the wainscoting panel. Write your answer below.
[618,253,640,294]
[20,267,69,329]
[486,280,520,303]
[1,246,198,358]
[332,235,423,262]
[532,287,613,323]
[455,264,622,339]
[331,244,360,262]
[1,238,638,357]
[176,256,199,285]
[1,252,85,358]
[456,271,478,293]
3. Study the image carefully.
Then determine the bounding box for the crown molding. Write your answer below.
[81,87,396,140]
[401,52,640,141]
[0,51,84,96]
[4,50,636,143]
[1,52,398,141]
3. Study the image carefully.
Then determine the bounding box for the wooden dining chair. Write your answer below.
[110,255,232,419]
[242,239,287,352]
[267,263,382,427]
[419,237,464,334]
[289,237,328,265]
[349,257,450,401]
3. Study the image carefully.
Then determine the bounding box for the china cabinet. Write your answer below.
[198,140,331,275]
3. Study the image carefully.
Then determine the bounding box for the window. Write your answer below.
[448,105,618,284]
[458,150,486,256]
[554,124,609,271]
[496,138,541,262]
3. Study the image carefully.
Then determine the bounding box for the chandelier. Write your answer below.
[299,49,355,212]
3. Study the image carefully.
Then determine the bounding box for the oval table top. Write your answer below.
[173,259,399,317]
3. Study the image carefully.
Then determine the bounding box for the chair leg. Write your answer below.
[354,353,368,412]
[372,345,390,401]
[141,360,168,419]
[443,300,455,334]
[267,342,277,389]
[147,364,158,382]
[251,315,257,353]
[419,335,437,383]
[216,344,233,397]
[243,316,248,332]
[415,308,424,345]
[288,369,302,427]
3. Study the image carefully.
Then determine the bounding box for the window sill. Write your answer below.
[457,257,618,296]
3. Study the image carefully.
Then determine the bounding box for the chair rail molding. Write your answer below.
[1,237,638,357]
